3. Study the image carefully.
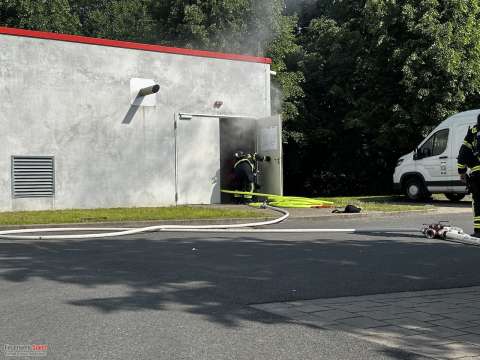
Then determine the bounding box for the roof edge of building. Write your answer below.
[0,26,272,65]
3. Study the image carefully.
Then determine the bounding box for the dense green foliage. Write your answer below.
[1,0,480,195]
[0,0,80,33]
[285,0,480,195]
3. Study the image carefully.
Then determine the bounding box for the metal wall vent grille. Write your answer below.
[11,156,55,198]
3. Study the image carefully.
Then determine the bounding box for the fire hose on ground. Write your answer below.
[0,201,479,246]
[220,190,335,208]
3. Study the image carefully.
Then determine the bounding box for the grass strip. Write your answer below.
[0,195,442,226]
[0,206,265,226]
[317,195,434,212]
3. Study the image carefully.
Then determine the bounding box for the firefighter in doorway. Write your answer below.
[458,113,480,237]
[233,151,270,202]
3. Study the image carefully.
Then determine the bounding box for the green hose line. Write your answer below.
[269,198,328,204]
[270,202,325,208]
[221,189,333,203]
[221,189,334,208]
[246,202,264,208]
[248,202,319,208]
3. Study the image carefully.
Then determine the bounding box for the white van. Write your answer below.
[393,109,480,201]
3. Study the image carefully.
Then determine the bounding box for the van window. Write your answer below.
[419,129,449,158]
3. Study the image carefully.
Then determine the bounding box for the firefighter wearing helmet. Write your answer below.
[233,151,270,201]
[458,113,480,238]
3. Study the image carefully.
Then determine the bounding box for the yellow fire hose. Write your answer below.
[221,190,334,208]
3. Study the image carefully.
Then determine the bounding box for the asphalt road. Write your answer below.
[0,211,478,359]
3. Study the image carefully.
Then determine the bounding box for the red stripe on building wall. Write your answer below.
[0,26,272,65]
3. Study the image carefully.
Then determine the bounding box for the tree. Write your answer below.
[78,0,155,42]
[0,0,80,33]
[268,14,305,123]
[149,0,286,54]
[285,0,480,195]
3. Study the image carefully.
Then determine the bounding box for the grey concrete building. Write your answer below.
[0,27,282,211]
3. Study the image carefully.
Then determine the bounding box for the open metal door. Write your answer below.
[175,115,221,204]
[256,115,283,195]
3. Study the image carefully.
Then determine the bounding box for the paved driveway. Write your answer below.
[0,211,479,359]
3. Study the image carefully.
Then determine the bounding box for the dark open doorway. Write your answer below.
[219,117,256,203]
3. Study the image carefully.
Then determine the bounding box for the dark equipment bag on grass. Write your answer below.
[332,205,362,214]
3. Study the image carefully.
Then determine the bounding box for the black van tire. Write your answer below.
[404,177,429,201]
[444,193,465,202]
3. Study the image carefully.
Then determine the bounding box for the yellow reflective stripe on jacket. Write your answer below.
[464,141,473,149]
[458,164,466,169]
[234,158,254,172]
[472,165,480,172]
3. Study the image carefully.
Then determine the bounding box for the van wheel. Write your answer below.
[404,178,429,201]
[444,193,465,202]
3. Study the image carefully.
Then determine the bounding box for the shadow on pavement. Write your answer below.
[1,233,480,328]
[378,348,428,360]
[3,232,480,359]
